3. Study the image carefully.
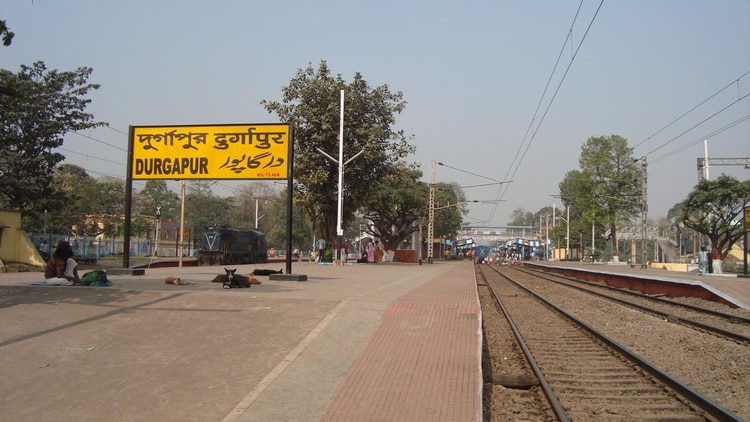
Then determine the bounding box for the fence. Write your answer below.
[29,233,197,259]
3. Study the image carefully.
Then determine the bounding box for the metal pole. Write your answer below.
[744,231,748,277]
[336,90,344,262]
[566,205,570,260]
[641,158,648,268]
[545,214,549,260]
[255,199,259,230]
[154,206,160,257]
[427,161,435,264]
[179,180,185,267]
[745,206,749,276]
[703,139,710,180]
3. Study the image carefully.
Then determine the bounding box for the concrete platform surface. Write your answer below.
[0,260,481,422]
[532,260,750,309]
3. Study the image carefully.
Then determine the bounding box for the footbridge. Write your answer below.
[458,225,538,247]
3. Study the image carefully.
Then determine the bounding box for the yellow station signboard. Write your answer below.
[129,123,290,180]
[745,206,750,232]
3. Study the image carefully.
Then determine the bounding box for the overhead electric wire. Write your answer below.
[498,0,585,192]
[645,91,750,157]
[61,126,244,195]
[633,69,750,151]
[59,147,124,167]
[649,112,750,165]
[71,129,127,152]
[438,162,500,182]
[487,0,605,224]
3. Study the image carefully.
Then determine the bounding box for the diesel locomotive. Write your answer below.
[198,226,269,265]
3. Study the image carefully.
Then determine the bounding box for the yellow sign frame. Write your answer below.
[128,123,291,180]
[745,206,750,232]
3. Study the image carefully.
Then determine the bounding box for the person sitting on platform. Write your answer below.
[44,241,81,285]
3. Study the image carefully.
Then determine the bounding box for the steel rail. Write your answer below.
[481,268,570,421]
[484,264,745,422]
[521,266,750,324]
[516,267,750,343]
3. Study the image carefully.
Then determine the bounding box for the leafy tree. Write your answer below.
[667,202,694,257]
[679,174,750,273]
[262,187,314,252]
[139,180,179,219]
[55,164,100,236]
[508,208,536,226]
[431,182,466,240]
[361,163,427,250]
[24,164,127,238]
[261,61,414,242]
[231,181,278,231]
[558,135,641,261]
[558,169,603,253]
[94,177,127,238]
[130,215,152,239]
[184,180,233,234]
[0,62,105,215]
[0,19,13,46]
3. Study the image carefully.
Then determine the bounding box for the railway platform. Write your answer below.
[0,259,482,422]
[530,260,750,309]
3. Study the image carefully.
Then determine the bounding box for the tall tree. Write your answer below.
[558,169,603,254]
[263,187,314,253]
[679,174,750,273]
[361,162,427,250]
[0,62,105,214]
[95,177,127,238]
[184,181,233,234]
[431,182,466,240]
[138,180,179,220]
[559,135,641,261]
[231,181,278,231]
[54,164,99,236]
[0,19,13,46]
[508,208,536,226]
[261,61,414,242]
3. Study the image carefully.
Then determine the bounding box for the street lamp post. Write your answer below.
[550,196,570,261]
[316,90,365,264]
[154,206,161,257]
[555,205,570,260]
[544,214,549,261]
[566,205,570,260]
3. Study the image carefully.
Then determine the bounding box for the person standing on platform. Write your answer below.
[316,238,327,263]
[374,240,383,263]
[366,240,375,263]
[698,246,708,276]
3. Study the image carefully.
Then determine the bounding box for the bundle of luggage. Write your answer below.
[79,270,113,287]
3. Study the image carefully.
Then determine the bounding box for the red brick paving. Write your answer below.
[320,261,482,422]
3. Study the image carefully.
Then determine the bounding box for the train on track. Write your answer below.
[197,226,269,265]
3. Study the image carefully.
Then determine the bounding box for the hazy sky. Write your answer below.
[2,1,749,226]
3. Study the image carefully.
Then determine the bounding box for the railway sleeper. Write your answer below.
[486,373,540,388]
[549,377,647,385]
[565,410,704,422]
[559,392,682,402]
[558,385,665,394]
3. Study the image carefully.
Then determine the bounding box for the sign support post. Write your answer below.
[743,206,749,278]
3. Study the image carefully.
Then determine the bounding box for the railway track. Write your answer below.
[478,264,743,421]
[514,265,750,344]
